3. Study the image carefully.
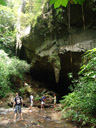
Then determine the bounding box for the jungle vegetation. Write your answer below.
[0,0,96,126]
[50,0,85,8]
[51,0,96,127]
[0,0,30,97]
[60,48,96,127]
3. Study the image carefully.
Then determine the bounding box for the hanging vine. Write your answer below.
[67,2,73,72]
[81,4,85,30]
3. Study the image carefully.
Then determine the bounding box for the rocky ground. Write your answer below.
[0,107,77,128]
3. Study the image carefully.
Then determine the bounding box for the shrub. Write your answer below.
[0,5,16,55]
[0,50,30,97]
[60,48,96,125]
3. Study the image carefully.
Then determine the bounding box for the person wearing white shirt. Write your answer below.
[29,94,33,108]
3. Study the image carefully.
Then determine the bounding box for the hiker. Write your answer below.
[53,93,56,108]
[41,95,46,109]
[29,93,34,109]
[13,92,23,122]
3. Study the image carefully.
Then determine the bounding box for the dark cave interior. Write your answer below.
[30,52,83,100]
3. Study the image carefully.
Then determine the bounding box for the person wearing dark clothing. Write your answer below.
[13,93,23,122]
[41,95,46,109]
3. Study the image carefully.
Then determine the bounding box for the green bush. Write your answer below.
[0,50,30,97]
[60,48,96,126]
[0,5,16,55]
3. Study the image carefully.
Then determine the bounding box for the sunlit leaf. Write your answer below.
[50,0,56,5]
[54,0,61,8]
[61,0,69,7]
[50,0,85,8]
[0,0,6,6]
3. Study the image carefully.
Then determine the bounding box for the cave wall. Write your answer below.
[20,0,96,95]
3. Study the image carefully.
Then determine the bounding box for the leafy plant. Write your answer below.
[0,50,30,97]
[50,0,85,8]
[0,5,16,55]
[0,0,6,6]
[60,48,96,126]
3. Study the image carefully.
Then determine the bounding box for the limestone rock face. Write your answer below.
[21,1,96,92]
[59,30,96,53]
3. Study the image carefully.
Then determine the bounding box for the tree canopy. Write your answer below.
[0,5,16,55]
[0,50,30,97]
[50,0,85,8]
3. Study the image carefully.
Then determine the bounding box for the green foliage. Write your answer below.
[34,94,41,101]
[0,53,11,97]
[8,57,30,79]
[50,0,69,8]
[20,0,48,29]
[60,48,96,125]
[19,86,33,96]
[0,5,16,55]
[0,50,30,97]
[50,0,85,8]
[19,87,26,95]
[90,0,96,12]
[0,0,6,6]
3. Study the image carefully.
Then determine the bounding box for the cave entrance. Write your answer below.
[30,52,83,100]
[58,52,83,97]
[30,57,57,91]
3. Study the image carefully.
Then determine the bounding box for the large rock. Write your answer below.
[20,1,96,94]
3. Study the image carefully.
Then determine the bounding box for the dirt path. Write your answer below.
[0,107,77,128]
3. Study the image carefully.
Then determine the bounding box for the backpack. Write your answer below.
[15,96,22,105]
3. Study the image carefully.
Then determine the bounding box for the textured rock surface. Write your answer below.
[20,1,96,94]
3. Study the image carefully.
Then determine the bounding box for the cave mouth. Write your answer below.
[58,52,84,96]
[30,52,83,100]
[30,60,57,90]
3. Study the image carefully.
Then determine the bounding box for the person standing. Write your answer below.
[29,93,34,108]
[13,93,23,122]
[53,93,56,108]
[41,95,46,109]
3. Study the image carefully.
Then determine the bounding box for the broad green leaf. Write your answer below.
[54,0,69,8]
[73,0,78,4]
[0,0,6,6]
[50,0,85,8]
[61,0,69,7]
[54,0,61,8]
[50,0,56,5]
